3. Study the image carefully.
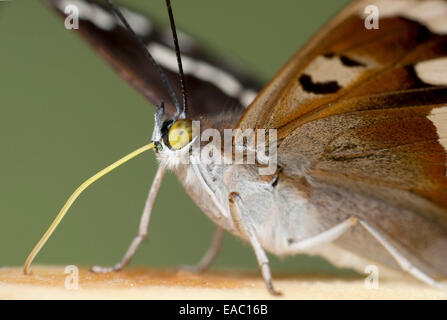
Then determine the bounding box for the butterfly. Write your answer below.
[26,0,447,295]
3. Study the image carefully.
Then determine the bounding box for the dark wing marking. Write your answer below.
[239,0,447,133]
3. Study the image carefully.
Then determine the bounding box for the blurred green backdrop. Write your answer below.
[0,0,355,275]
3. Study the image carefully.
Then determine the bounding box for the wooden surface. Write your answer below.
[1,265,447,299]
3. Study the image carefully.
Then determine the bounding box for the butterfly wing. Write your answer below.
[239,0,447,276]
[45,0,261,121]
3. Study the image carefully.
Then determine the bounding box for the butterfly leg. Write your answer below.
[91,165,166,274]
[359,219,447,289]
[228,192,281,296]
[286,216,358,252]
[180,226,224,273]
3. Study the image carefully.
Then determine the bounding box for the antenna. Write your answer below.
[105,0,182,114]
[165,0,188,118]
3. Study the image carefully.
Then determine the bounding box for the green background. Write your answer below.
[0,0,355,275]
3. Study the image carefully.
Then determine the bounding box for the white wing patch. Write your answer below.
[161,29,196,52]
[415,57,447,86]
[57,0,152,35]
[428,106,447,164]
[302,55,365,88]
[240,90,258,107]
[148,43,257,107]
[119,8,153,35]
[359,0,447,34]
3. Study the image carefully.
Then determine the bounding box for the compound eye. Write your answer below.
[168,119,194,150]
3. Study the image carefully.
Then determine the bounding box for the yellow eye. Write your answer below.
[168,119,195,150]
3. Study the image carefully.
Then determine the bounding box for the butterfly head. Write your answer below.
[166,119,196,150]
[151,102,198,155]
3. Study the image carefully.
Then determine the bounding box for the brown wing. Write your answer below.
[238,0,447,275]
[239,0,447,207]
[240,0,447,132]
[45,0,261,120]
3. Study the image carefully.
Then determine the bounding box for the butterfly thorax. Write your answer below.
[158,147,328,256]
